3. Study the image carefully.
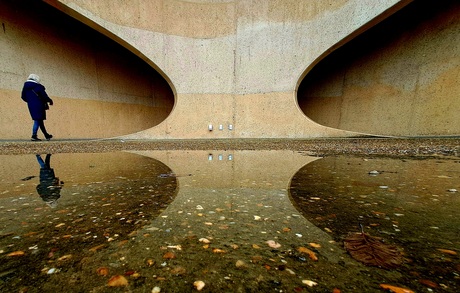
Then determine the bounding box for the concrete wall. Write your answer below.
[0,0,173,139]
[5,0,446,139]
[39,0,412,139]
[298,0,460,137]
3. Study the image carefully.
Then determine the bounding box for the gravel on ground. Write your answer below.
[0,138,458,157]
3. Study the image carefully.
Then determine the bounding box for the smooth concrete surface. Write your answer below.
[3,0,457,139]
[0,0,173,139]
[298,0,460,136]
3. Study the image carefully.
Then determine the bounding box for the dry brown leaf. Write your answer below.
[107,275,128,287]
[7,251,25,257]
[379,284,414,293]
[344,232,402,269]
[419,279,438,288]
[297,247,318,261]
[437,248,457,255]
[89,244,106,252]
[57,254,72,261]
[163,251,176,259]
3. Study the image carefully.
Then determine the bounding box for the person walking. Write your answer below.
[21,74,53,141]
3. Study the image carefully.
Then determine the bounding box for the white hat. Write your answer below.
[27,73,40,83]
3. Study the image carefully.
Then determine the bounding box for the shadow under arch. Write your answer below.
[43,0,176,95]
[296,0,460,137]
[2,0,175,138]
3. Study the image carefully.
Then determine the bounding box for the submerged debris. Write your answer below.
[344,230,403,269]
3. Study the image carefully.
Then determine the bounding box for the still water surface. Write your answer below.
[0,151,458,292]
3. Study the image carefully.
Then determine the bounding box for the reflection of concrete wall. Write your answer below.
[0,0,173,139]
[131,150,319,189]
[298,1,460,136]
[40,0,409,139]
[130,150,350,264]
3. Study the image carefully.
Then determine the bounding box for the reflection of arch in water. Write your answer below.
[40,152,178,217]
[288,156,460,240]
[0,152,179,292]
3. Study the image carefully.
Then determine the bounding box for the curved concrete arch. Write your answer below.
[295,0,412,137]
[297,0,460,137]
[4,0,437,139]
[43,0,177,97]
[0,0,175,139]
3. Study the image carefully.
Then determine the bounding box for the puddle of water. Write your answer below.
[0,152,177,291]
[0,151,458,292]
[290,155,460,292]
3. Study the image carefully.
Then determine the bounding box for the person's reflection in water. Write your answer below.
[36,154,63,208]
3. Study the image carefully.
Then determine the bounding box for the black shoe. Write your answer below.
[45,134,53,141]
[31,136,41,141]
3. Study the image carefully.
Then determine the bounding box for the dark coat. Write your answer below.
[21,81,53,120]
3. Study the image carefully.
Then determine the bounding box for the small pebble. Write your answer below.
[193,280,205,291]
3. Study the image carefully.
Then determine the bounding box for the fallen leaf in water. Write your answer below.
[419,279,438,288]
[379,284,414,293]
[7,251,25,257]
[124,270,136,276]
[163,251,176,259]
[170,266,186,275]
[107,275,128,287]
[297,247,318,261]
[57,254,72,261]
[89,244,106,252]
[344,232,402,269]
[437,248,457,255]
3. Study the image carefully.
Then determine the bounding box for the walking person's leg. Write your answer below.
[38,120,52,140]
[36,154,46,168]
[31,120,41,141]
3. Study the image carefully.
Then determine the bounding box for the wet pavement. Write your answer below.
[0,144,459,292]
